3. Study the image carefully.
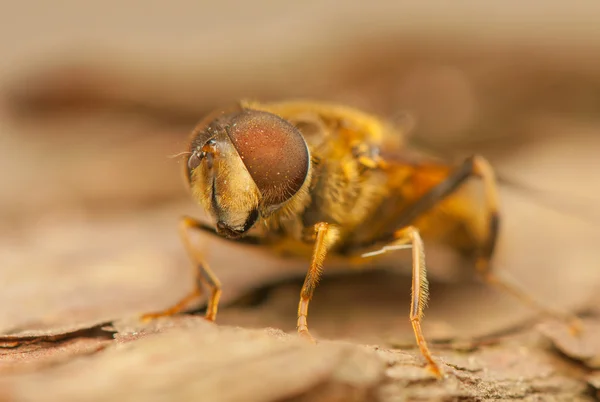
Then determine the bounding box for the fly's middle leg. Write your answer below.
[362,225,442,378]
[391,155,581,335]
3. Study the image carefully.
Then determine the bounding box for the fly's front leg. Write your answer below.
[362,226,442,378]
[141,216,222,322]
[297,222,339,342]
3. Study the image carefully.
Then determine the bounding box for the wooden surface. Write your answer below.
[1,314,599,401]
[2,3,600,400]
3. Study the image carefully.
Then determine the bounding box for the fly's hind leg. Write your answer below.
[362,226,442,378]
[141,216,222,322]
[471,158,582,335]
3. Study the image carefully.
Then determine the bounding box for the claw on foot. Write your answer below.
[298,329,317,344]
[140,312,165,323]
[138,291,202,323]
[426,362,443,379]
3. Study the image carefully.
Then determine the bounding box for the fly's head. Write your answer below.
[185,106,310,239]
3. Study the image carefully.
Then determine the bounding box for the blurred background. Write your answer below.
[1,1,600,344]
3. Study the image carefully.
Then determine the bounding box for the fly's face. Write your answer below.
[185,106,310,239]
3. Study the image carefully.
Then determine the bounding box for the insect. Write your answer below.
[142,100,581,378]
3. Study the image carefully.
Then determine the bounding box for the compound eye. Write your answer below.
[226,110,310,206]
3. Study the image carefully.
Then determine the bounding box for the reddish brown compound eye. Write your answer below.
[226,110,310,206]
